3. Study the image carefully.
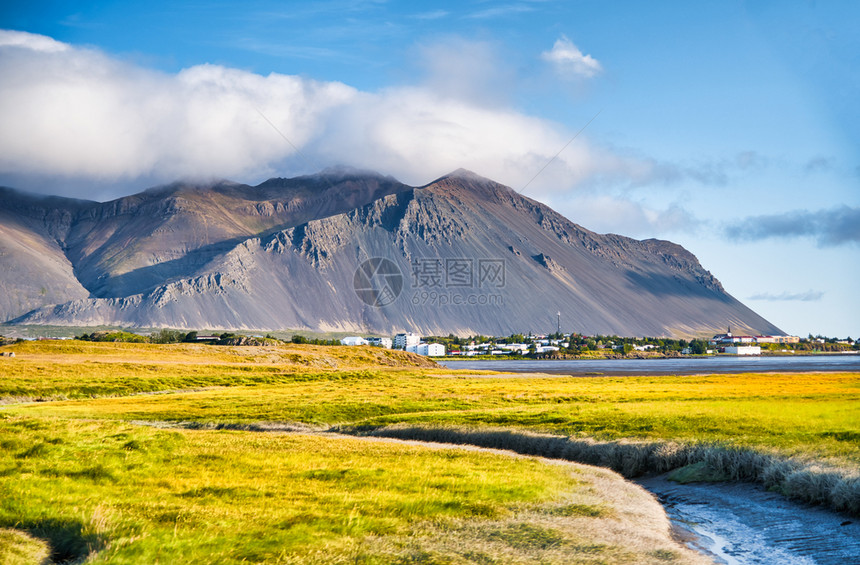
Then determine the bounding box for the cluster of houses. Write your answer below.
[340,332,567,357]
[339,328,809,358]
[340,333,446,356]
[708,330,801,356]
[453,339,564,356]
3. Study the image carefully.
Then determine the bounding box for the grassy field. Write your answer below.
[7,343,857,463]
[1,340,858,562]
[0,415,702,564]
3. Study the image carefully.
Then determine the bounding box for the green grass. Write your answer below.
[0,339,437,401]
[0,528,50,565]
[12,364,858,464]
[0,415,691,564]
[1,340,857,560]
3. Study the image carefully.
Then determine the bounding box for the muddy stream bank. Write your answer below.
[638,475,860,564]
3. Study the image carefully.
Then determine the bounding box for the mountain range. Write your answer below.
[0,168,782,337]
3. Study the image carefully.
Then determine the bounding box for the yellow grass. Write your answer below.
[0,416,705,564]
[1,340,858,560]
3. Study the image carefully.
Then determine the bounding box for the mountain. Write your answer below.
[0,189,91,320]
[0,169,783,337]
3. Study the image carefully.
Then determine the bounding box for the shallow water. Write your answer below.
[637,476,860,564]
[439,354,860,375]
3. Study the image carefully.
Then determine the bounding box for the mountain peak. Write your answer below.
[437,168,495,184]
[446,167,482,178]
[423,168,517,203]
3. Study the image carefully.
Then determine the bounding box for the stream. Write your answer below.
[638,475,860,564]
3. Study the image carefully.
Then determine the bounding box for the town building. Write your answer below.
[724,345,761,356]
[393,332,421,350]
[773,335,800,344]
[340,336,368,346]
[367,337,392,349]
[406,343,446,356]
[710,329,799,346]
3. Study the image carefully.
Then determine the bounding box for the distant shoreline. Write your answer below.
[436,353,860,377]
[440,350,859,361]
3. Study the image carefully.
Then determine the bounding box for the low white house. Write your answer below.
[422,343,446,357]
[406,343,446,356]
[500,343,529,354]
[724,345,761,356]
[367,337,392,349]
[340,336,368,346]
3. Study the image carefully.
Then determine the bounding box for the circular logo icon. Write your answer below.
[353,257,403,307]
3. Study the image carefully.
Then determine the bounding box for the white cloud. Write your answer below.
[410,37,516,106]
[0,30,594,193]
[541,195,700,237]
[748,290,824,302]
[0,29,68,52]
[0,29,698,231]
[541,35,602,79]
[466,4,535,19]
[0,32,355,182]
[314,85,571,187]
[724,205,860,247]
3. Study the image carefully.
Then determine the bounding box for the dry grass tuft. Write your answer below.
[353,424,860,516]
[0,528,51,565]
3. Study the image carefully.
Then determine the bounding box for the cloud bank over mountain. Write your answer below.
[0,30,354,184]
[0,29,684,205]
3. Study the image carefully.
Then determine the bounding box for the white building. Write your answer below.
[419,343,446,357]
[500,343,529,354]
[394,332,421,350]
[406,343,446,356]
[724,345,761,356]
[367,337,392,349]
[340,336,368,346]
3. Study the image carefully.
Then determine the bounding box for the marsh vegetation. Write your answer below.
[0,340,856,563]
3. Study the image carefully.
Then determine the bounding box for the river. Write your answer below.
[438,354,860,375]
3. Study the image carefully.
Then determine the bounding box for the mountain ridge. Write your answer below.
[0,169,782,337]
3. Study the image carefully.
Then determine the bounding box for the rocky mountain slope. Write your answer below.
[0,169,782,337]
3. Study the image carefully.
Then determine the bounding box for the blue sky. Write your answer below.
[1,1,857,337]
